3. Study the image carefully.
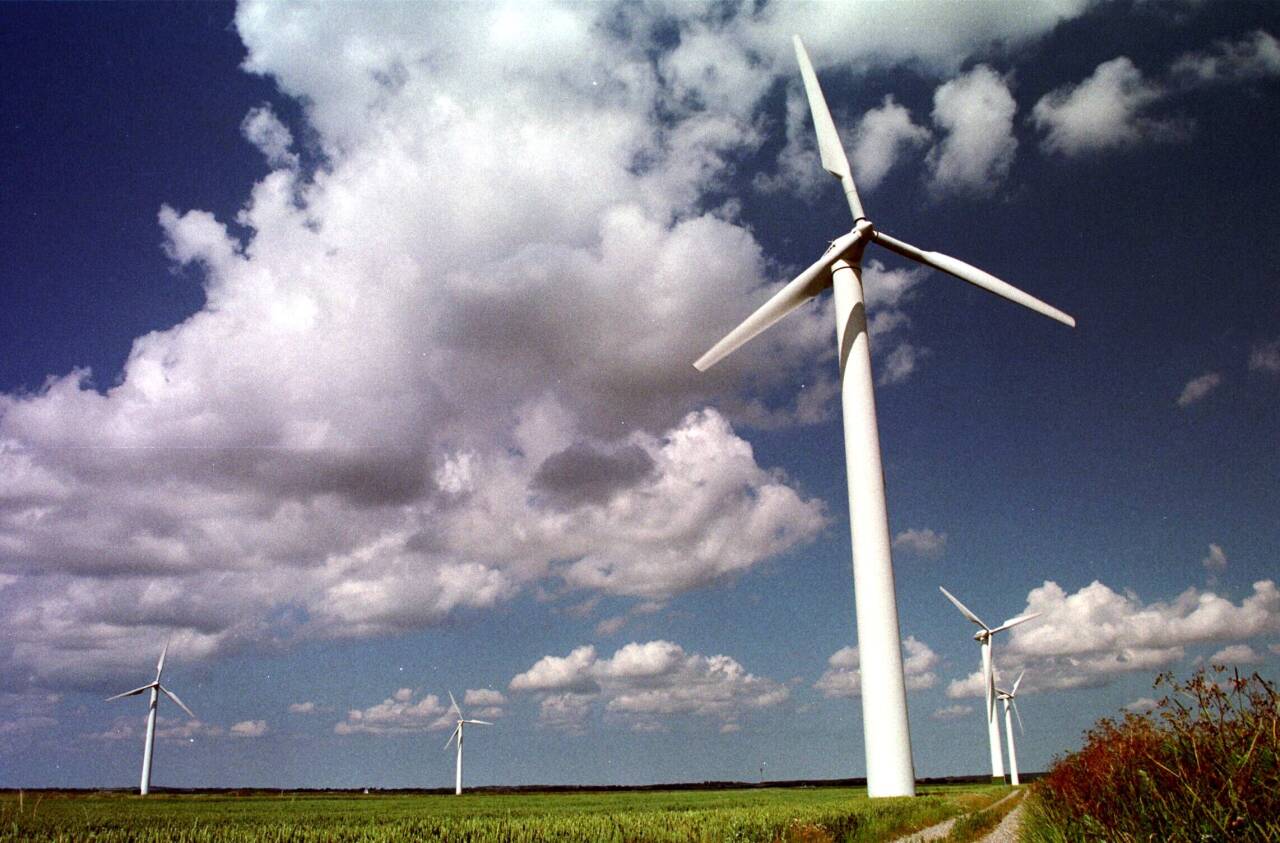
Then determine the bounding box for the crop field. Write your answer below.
[0,784,1008,842]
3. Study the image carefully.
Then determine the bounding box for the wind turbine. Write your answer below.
[939,586,1039,783]
[105,641,196,796]
[996,670,1026,786]
[443,692,492,796]
[693,36,1074,797]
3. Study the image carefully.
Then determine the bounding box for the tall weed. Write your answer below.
[1027,667,1280,842]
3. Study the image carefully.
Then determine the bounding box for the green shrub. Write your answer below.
[1027,667,1280,842]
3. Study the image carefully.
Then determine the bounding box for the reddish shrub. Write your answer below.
[1029,667,1280,842]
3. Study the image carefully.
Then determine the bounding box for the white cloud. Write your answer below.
[947,579,1280,694]
[0,1,1104,691]
[1201,543,1227,572]
[1249,338,1280,374]
[1124,697,1158,713]
[851,96,932,191]
[1032,57,1187,156]
[463,688,506,708]
[595,616,628,637]
[230,719,269,738]
[892,528,947,558]
[510,640,787,732]
[1209,644,1262,665]
[815,636,939,698]
[1177,372,1222,407]
[1171,30,1280,83]
[288,701,317,714]
[926,66,1018,196]
[334,690,450,735]
[240,105,298,169]
[931,703,974,721]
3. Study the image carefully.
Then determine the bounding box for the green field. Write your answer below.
[0,784,1008,842]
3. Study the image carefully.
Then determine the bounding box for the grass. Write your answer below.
[1024,667,1280,842]
[0,784,1009,842]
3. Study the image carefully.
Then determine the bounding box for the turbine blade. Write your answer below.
[1013,699,1025,735]
[793,35,864,220]
[448,691,461,718]
[872,231,1076,328]
[155,640,169,681]
[444,725,460,749]
[938,586,989,630]
[159,685,195,719]
[464,719,494,726]
[105,683,154,702]
[991,612,1042,635]
[694,227,868,371]
[1010,670,1025,697]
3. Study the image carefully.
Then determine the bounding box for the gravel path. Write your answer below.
[975,798,1025,843]
[890,789,1024,843]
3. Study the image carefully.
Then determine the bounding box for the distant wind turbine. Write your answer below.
[996,671,1027,786]
[105,641,196,795]
[939,587,1039,783]
[444,692,492,796]
[693,34,1074,797]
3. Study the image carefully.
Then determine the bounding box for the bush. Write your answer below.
[1027,667,1280,842]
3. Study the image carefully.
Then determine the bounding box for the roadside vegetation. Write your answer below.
[1023,667,1279,842]
[0,783,1007,842]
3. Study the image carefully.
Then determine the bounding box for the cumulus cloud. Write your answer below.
[1170,30,1280,83]
[851,96,932,191]
[931,703,974,721]
[1032,57,1187,156]
[892,528,947,558]
[1209,644,1262,665]
[1124,697,1158,713]
[0,1,1103,692]
[510,640,787,732]
[1249,338,1280,374]
[947,579,1280,695]
[926,66,1018,196]
[92,715,221,741]
[288,701,317,715]
[334,689,450,735]
[814,636,939,698]
[1176,372,1222,407]
[240,105,298,169]
[230,719,269,738]
[1201,543,1227,572]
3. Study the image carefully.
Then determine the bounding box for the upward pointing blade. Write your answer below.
[155,640,169,682]
[793,35,864,220]
[694,226,869,371]
[159,685,195,719]
[991,613,1042,635]
[939,586,990,631]
[872,231,1076,328]
[105,683,154,702]
[1010,670,1025,698]
[448,691,462,718]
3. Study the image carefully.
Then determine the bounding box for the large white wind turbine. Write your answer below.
[443,692,492,796]
[105,641,196,796]
[939,586,1039,783]
[693,36,1074,797]
[996,671,1026,786]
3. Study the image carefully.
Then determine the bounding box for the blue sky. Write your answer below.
[1,1,1277,790]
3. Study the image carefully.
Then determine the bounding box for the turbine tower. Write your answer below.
[939,586,1039,783]
[444,692,492,796]
[996,671,1026,786]
[105,641,196,796]
[693,36,1074,797]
